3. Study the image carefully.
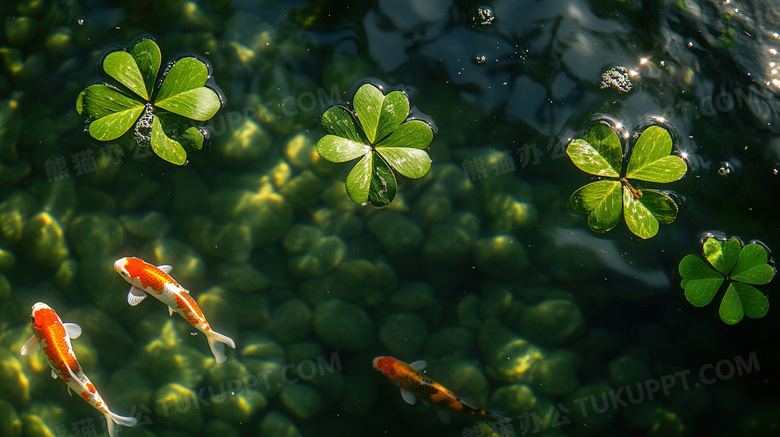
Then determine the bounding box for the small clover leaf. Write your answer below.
[679,237,775,325]
[76,36,223,165]
[566,122,687,239]
[316,83,434,206]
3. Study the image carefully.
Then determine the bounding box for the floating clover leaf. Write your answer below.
[316,83,434,206]
[567,123,687,239]
[76,36,223,165]
[679,237,775,325]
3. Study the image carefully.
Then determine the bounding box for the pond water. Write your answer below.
[0,0,778,436]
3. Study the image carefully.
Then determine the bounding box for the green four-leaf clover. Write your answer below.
[76,36,223,165]
[679,237,775,324]
[566,123,688,239]
[316,83,434,207]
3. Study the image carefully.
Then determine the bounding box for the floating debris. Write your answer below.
[599,65,633,93]
[473,54,487,65]
[474,6,495,26]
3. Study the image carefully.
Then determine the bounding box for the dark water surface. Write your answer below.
[0,0,778,436]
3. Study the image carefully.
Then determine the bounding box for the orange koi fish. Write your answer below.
[373,356,506,423]
[114,257,235,363]
[20,302,137,437]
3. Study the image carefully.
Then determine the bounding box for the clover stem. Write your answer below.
[620,177,642,199]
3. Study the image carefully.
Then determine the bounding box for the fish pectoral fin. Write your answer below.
[438,409,452,424]
[458,397,477,408]
[168,306,174,316]
[65,366,90,394]
[51,369,59,379]
[64,323,82,340]
[409,360,427,371]
[400,388,416,405]
[157,264,173,273]
[20,335,40,356]
[127,287,147,306]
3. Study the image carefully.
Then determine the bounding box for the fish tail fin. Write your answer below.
[103,410,137,437]
[206,330,236,364]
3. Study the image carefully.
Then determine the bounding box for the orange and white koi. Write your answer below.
[114,256,235,363]
[373,356,507,424]
[20,302,137,437]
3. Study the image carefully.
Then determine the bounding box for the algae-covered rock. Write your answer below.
[288,234,346,278]
[473,235,529,281]
[485,192,539,233]
[0,273,10,302]
[478,318,543,384]
[279,170,326,209]
[67,213,123,258]
[217,118,271,161]
[532,349,580,396]
[434,360,489,405]
[140,238,206,287]
[0,399,21,437]
[20,212,68,270]
[0,190,36,246]
[608,356,652,388]
[210,187,293,247]
[367,212,423,256]
[0,347,29,407]
[412,194,452,224]
[423,224,472,267]
[79,255,127,311]
[312,208,363,237]
[147,343,209,389]
[280,383,324,420]
[19,414,54,437]
[152,383,205,434]
[457,294,483,330]
[216,262,269,293]
[203,420,240,437]
[387,281,436,312]
[517,299,584,346]
[424,326,475,359]
[284,132,318,170]
[257,411,302,437]
[490,384,537,413]
[313,300,374,351]
[332,259,379,301]
[564,382,615,433]
[265,299,312,343]
[107,368,152,411]
[120,211,169,239]
[210,388,268,423]
[196,287,239,345]
[378,313,428,358]
[0,99,21,161]
[480,283,513,317]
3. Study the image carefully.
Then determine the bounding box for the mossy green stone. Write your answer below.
[280,383,323,420]
[153,383,205,433]
[490,384,537,413]
[265,299,313,343]
[367,212,423,256]
[423,224,472,266]
[517,299,584,346]
[0,399,21,437]
[478,318,543,384]
[473,235,529,281]
[424,327,475,359]
[257,411,303,437]
[531,349,580,396]
[120,211,170,239]
[0,348,29,407]
[378,312,428,358]
[216,262,270,293]
[564,382,614,431]
[312,208,363,237]
[313,300,374,351]
[0,190,36,245]
[217,119,271,160]
[288,235,346,277]
[20,212,68,270]
[210,388,268,423]
[148,344,209,388]
[608,356,652,388]
[67,213,124,258]
[388,281,437,311]
[279,170,326,209]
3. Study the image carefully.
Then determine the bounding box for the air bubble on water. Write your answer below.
[473,6,495,26]
[76,16,86,26]
[717,161,731,176]
[473,54,486,65]
[696,230,729,246]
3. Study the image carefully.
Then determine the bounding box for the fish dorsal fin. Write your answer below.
[438,409,452,424]
[157,265,173,273]
[409,360,427,372]
[127,287,147,306]
[20,335,40,356]
[51,369,59,379]
[458,397,476,408]
[64,323,82,340]
[168,306,174,316]
[400,388,416,405]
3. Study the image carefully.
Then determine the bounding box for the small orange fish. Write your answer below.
[114,257,236,363]
[21,302,137,437]
[373,356,506,423]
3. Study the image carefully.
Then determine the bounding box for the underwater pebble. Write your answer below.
[435,360,489,405]
[67,213,124,258]
[265,298,313,343]
[19,414,53,437]
[312,208,363,237]
[240,333,285,361]
[0,274,10,302]
[313,300,374,351]
[279,170,326,209]
[288,235,346,277]
[0,348,28,407]
[516,299,584,346]
[0,190,36,246]
[152,383,205,433]
[107,368,151,411]
[473,235,529,281]
[564,382,614,431]
[283,225,323,254]
[0,399,20,437]
[490,384,537,413]
[457,294,484,330]
[608,356,652,388]
[485,192,539,233]
[339,374,378,416]
[478,318,543,384]
[115,175,161,211]
[148,343,209,389]
[79,255,128,311]
[4,16,37,47]
[0,99,21,160]
[217,118,271,161]
[422,224,472,267]
[388,281,436,311]
[424,326,475,359]
[378,312,428,358]
[20,212,68,270]
[280,383,324,420]
[257,411,303,437]
[197,287,239,341]
[210,188,293,247]
[412,194,452,224]
[210,388,268,423]
[140,237,206,286]
[284,132,318,170]
[203,420,240,437]
[531,349,580,396]
[332,259,379,301]
[120,211,169,239]
[216,262,270,293]
[205,220,254,263]
[479,283,513,317]
[367,212,423,256]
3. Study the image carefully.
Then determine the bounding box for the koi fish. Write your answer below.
[113,257,235,363]
[20,302,137,437]
[373,356,507,424]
